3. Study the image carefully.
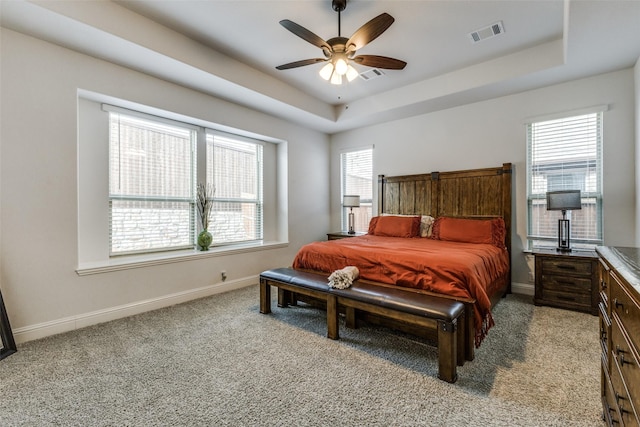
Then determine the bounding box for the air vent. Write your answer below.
[469,21,504,43]
[359,69,385,81]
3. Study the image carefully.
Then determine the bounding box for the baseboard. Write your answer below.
[511,281,534,296]
[15,278,535,343]
[13,276,258,344]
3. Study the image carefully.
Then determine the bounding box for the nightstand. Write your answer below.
[533,248,598,315]
[327,231,366,240]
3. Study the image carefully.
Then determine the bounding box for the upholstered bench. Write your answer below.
[259,267,465,383]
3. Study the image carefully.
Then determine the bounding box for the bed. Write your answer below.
[292,163,512,359]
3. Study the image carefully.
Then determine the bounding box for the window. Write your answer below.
[109,112,196,255]
[526,111,603,249]
[341,147,373,232]
[206,132,263,244]
[108,108,264,256]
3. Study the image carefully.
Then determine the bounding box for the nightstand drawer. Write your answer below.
[541,274,592,293]
[541,288,592,306]
[541,258,593,276]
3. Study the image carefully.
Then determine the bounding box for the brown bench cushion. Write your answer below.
[260,268,464,322]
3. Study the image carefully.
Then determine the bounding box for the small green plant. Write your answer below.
[196,182,215,231]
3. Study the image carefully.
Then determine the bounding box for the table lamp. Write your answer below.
[546,190,582,252]
[343,195,360,234]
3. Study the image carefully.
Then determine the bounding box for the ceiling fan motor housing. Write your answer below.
[332,0,347,13]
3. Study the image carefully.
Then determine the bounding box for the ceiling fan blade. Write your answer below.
[346,13,395,52]
[276,58,327,70]
[279,20,331,52]
[353,55,407,70]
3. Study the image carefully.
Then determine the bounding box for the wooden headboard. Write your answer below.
[378,162,513,259]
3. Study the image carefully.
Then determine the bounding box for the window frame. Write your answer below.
[525,108,605,250]
[105,104,266,256]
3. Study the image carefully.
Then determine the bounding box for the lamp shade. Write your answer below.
[546,190,582,210]
[343,195,360,208]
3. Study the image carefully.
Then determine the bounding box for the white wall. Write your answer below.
[635,57,640,245]
[0,29,330,341]
[331,69,637,286]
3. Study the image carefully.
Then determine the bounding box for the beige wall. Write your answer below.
[0,29,330,341]
[331,69,637,288]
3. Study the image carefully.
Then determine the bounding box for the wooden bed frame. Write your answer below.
[288,163,513,362]
[353,162,513,360]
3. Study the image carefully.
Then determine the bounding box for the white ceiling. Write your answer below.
[2,0,639,134]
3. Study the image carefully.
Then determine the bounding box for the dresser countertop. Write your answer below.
[596,246,640,295]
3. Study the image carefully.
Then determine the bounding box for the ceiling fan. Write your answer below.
[276,0,407,85]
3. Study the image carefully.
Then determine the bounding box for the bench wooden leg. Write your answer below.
[277,288,290,308]
[437,319,458,383]
[457,313,465,366]
[345,307,357,329]
[464,304,475,361]
[260,279,271,314]
[327,294,339,340]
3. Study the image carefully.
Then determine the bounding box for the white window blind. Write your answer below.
[206,132,263,244]
[526,111,603,248]
[341,147,373,232]
[109,112,196,255]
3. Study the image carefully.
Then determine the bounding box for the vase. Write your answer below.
[197,230,213,251]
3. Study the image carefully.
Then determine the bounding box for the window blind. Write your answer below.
[109,112,196,255]
[341,148,373,232]
[206,131,263,244]
[526,112,603,248]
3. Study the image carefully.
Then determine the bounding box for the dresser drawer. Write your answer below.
[612,315,640,420]
[603,360,623,427]
[541,258,593,276]
[611,354,640,427]
[611,272,640,353]
[600,302,612,366]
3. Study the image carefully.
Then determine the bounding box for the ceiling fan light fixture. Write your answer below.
[334,57,348,75]
[345,64,359,82]
[330,72,343,85]
[319,62,334,80]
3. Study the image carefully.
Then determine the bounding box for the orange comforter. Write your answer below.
[292,235,510,346]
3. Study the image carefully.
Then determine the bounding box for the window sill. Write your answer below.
[76,240,289,276]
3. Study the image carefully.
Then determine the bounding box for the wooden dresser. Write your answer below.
[596,246,640,426]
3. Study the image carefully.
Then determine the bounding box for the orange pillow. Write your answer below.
[369,215,421,238]
[432,217,506,248]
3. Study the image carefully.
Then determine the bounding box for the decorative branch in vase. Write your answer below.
[196,182,215,251]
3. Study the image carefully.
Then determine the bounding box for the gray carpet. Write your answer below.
[0,285,603,426]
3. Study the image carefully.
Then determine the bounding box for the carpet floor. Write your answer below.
[0,285,603,426]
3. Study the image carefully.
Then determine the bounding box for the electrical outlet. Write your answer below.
[221,271,227,282]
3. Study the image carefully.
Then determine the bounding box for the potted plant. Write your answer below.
[196,183,214,250]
